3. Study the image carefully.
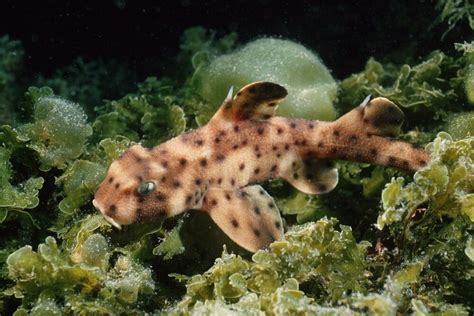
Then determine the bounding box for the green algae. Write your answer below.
[198,37,338,122]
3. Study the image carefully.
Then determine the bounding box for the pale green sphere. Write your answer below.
[200,38,338,121]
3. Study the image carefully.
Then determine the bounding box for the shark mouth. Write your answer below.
[92,199,122,229]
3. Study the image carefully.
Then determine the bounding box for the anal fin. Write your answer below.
[282,158,338,195]
[200,185,283,252]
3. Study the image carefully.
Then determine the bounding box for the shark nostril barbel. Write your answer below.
[93,81,430,253]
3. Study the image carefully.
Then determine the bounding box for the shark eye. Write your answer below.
[137,181,155,196]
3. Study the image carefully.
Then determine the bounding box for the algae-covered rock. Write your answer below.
[198,38,338,122]
[446,112,474,140]
[18,96,92,171]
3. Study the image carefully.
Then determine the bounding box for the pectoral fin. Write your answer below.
[201,185,283,252]
[282,158,339,195]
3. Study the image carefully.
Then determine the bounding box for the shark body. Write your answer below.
[93,82,429,252]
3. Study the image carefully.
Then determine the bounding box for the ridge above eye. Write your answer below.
[138,181,155,195]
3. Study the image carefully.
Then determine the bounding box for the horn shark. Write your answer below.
[93,82,430,252]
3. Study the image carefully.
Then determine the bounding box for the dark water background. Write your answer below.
[0,0,464,81]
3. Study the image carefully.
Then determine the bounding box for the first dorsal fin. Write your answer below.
[214,81,288,122]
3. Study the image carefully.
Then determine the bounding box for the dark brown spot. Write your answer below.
[263,114,271,119]
[318,142,323,147]
[108,177,114,183]
[268,202,275,209]
[284,144,290,150]
[179,158,187,166]
[254,168,260,174]
[318,184,327,192]
[275,221,281,229]
[219,130,227,137]
[271,164,277,172]
[259,189,265,195]
[277,127,284,134]
[231,178,236,186]
[293,173,299,179]
[232,144,239,150]
[242,139,248,146]
[308,123,315,129]
[254,145,260,151]
[160,176,167,183]
[268,102,277,107]
[276,153,282,158]
[419,159,427,166]
[388,156,396,164]
[292,161,297,167]
[370,148,378,156]
[214,137,220,144]
[115,183,120,189]
[402,160,409,167]
[216,154,225,161]
[217,178,222,184]
[196,139,204,146]
[200,158,207,167]
[134,155,143,163]
[186,194,193,204]
[254,207,261,215]
[225,193,231,200]
[330,148,337,154]
[161,161,169,168]
[366,132,373,138]
[160,149,168,155]
[211,199,218,206]
[194,178,202,185]
[234,125,240,132]
[231,219,239,228]
[301,140,307,146]
[138,196,145,203]
[272,145,278,151]
[239,163,245,170]
[108,205,117,216]
[333,130,340,137]
[123,188,132,196]
[256,153,262,158]
[136,176,143,182]
[156,193,166,202]
[290,122,296,128]
[349,134,358,142]
[257,127,264,135]
[172,180,181,188]
[253,229,261,237]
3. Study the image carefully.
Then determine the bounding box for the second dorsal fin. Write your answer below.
[213,81,288,122]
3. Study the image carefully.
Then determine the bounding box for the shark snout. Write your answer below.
[92,199,122,229]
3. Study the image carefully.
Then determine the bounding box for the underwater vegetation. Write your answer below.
[0,3,473,315]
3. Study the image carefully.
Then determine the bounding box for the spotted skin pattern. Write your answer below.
[93,82,430,252]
